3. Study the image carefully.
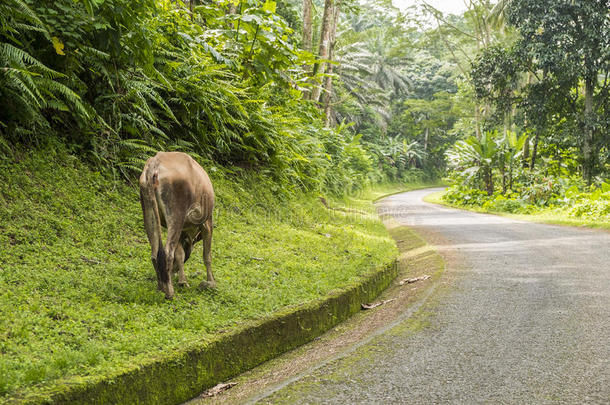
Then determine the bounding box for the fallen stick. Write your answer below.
[399,275,430,285]
[361,298,396,310]
[199,382,237,398]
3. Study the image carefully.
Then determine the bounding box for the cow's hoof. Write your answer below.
[198,281,217,290]
[178,281,190,288]
[164,284,175,299]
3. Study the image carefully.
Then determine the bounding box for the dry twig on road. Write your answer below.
[399,275,430,285]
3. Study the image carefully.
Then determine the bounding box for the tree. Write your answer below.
[470,44,520,136]
[508,0,610,183]
[332,26,411,125]
[302,0,313,52]
[498,131,526,192]
[310,0,337,102]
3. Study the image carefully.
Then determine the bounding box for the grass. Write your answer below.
[425,190,610,231]
[0,147,440,401]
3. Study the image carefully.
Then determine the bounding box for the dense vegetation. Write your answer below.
[1,0,608,195]
[1,0,609,400]
[0,0,439,194]
[437,0,609,221]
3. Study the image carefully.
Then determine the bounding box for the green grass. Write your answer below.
[0,148,416,401]
[425,190,610,231]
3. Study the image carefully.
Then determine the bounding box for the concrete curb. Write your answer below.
[14,260,398,405]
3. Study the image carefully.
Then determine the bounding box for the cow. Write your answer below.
[139,152,215,299]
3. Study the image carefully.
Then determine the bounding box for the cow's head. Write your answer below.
[180,231,201,264]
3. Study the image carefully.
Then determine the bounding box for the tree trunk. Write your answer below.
[522,73,533,169]
[302,0,313,52]
[322,2,340,124]
[474,105,481,139]
[530,132,539,169]
[502,110,509,192]
[323,79,333,125]
[503,105,509,138]
[322,59,334,126]
[522,137,530,168]
[583,75,595,184]
[322,56,335,125]
[310,0,334,102]
[500,160,506,194]
[522,113,530,169]
[424,126,429,151]
[484,167,494,196]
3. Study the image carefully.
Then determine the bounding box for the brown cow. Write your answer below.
[139,152,215,299]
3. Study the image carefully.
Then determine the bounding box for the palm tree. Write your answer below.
[338,29,411,96]
[328,26,411,128]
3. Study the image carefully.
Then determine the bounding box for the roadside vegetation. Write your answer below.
[0,145,427,400]
[1,0,608,401]
[435,0,609,225]
[427,187,610,230]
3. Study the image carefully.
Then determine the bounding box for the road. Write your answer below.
[255,188,610,404]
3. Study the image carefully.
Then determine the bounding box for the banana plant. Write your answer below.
[499,131,527,193]
[446,131,498,195]
[383,137,425,170]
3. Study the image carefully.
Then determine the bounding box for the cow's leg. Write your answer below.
[140,190,163,291]
[163,218,185,299]
[198,217,216,290]
[174,241,189,288]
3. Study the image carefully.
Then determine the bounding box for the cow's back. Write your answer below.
[151,152,214,226]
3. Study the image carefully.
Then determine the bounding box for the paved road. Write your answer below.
[257,188,610,404]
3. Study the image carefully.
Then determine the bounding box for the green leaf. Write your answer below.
[262,0,276,14]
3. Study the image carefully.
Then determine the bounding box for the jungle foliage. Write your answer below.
[436,0,609,218]
[2,0,607,195]
[0,0,440,194]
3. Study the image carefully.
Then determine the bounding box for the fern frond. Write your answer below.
[0,43,62,79]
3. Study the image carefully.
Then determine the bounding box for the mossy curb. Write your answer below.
[11,260,398,405]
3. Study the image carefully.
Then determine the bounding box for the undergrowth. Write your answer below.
[0,146,404,400]
[433,183,610,229]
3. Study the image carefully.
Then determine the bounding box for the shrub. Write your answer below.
[442,186,489,206]
[567,199,610,219]
[482,194,525,213]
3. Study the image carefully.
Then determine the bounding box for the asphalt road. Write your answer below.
[257,188,610,404]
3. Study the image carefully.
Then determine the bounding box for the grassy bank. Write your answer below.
[425,190,610,231]
[0,147,436,401]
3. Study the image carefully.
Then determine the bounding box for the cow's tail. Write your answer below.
[141,161,168,284]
